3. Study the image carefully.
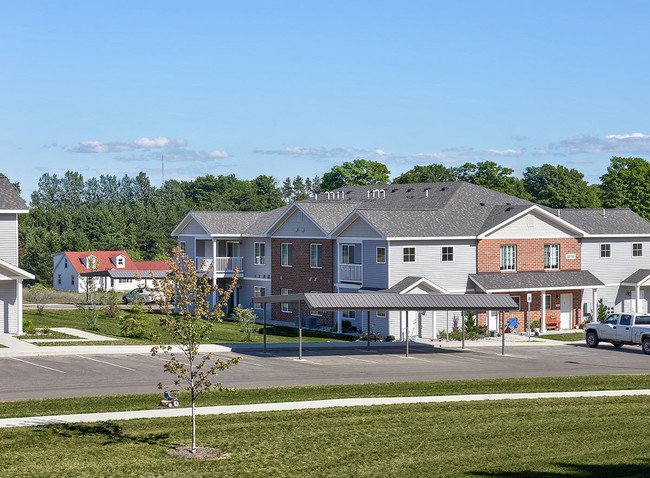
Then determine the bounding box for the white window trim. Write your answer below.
[281,288,292,313]
[254,286,266,308]
[402,247,416,263]
[376,310,386,318]
[441,246,454,263]
[310,243,323,269]
[544,244,560,270]
[500,244,517,271]
[281,243,292,267]
[254,242,266,265]
[179,241,186,252]
[633,243,643,257]
[512,296,521,311]
[376,247,386,264]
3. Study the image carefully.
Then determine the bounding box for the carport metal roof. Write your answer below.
[256,292,518,358]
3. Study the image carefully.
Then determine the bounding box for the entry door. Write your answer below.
[487,310,499,332]
[560,294,573,329]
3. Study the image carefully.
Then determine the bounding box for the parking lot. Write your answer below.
[3,341,650,402]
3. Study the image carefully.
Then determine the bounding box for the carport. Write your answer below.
[256,293,519,358]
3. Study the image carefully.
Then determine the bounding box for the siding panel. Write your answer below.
[0,281,17,334]
[274,210,325,237]
[0,214,18,265]
[338,218,381,238]
[487,213,574,239]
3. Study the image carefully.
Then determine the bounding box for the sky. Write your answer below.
[2,0,650,200]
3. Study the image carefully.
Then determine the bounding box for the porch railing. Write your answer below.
[339,263,362,282]
[196,256,243,274]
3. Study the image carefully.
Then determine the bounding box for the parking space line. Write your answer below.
[10,357,65,374]
[76,355,136,371]
[440,354,482,362]
[336,356,379,364]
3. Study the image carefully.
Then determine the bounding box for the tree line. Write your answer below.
[4,155,650,284]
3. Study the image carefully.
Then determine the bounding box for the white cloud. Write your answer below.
[69,136,188,153]
[208,149,229,158]
[253,146,384,159]
[484,149,523,157]
[551,132,650,154]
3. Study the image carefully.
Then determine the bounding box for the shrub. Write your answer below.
[233,305,257,342]
[119,299,150,338]
[597,298,608,322]
[341,320,352,333]
[23,319,37,335]
[41,326,51,335]
[531,320,541,329]
[104,291,122,318]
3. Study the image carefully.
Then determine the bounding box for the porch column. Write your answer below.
[16,279,23,335]
[636,285,641,313]
[541,290,546,334]
[592,288,598,322]
[212,238,217,306]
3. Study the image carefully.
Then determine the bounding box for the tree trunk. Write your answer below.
[191,370,196,453]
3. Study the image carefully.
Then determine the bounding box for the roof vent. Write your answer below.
[367,190,370,199]
[602,208,606,218]
[506,202,511,205]
[505,207,513,212]
[479,202,485,206]
[391,188,398,193]
[407,188,413,192]
[425,190,429,198]
[441,186,448,191]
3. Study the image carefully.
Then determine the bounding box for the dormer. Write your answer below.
[112,254,127,269]
[83,254,97,270]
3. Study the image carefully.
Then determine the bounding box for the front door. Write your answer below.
[560,293,573,329]
[487,310,499,332]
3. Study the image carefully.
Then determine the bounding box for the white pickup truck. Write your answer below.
[584,313,650,354]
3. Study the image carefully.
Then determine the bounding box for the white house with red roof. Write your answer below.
[52,250,168,292]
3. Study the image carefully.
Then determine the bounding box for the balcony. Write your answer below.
[339,263,362,283]
[196,257,243,276]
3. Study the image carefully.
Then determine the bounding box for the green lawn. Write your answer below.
[539,332,585,341]
[18,330,81,340]
[1,395,649,476]
[2,374,650,419]
[24,309,353,346]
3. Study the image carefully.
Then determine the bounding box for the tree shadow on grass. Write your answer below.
[471,460,650,477]
[35,421,170,446]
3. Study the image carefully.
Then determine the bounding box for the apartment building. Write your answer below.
[172,182,650,337]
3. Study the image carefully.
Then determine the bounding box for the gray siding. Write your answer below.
[178,218,208,234]
[242,238,271,278]
[388,240,476,292]
[273,210,325,237]
[338,217,381,238]
[0,214,18,265]
[238,278,272,319]
[178,235,196,259]
[0,280,18,334]
[362,240,389,289]
[487,212,575,239]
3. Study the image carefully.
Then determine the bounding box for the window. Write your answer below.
[604,314,619,325]
[341,244,356,264]
[254,286,266,309]
[180,241,186,252]
[281,288,291,313]
[376,310,386,318]
[254,242,266,265]
[633,243,643,257]
[545,294,551,310]
[71,276,75,285]
[116,256,125,268]
[310,244,322,268]
[620,314,632,326]
[636,315,650,325]
[544,244,560,270]
[403,247,416,262]
[226,242,240,257]
[342,311,355,319]
[500,245,516,271]
[281,243,292,267]
[64,258,68,269]
[58,274,61,285]
[118,279,132,284]
[442,246,454,262]
[512,296,520,311]
[376,247,386,264]
[600,244,611,258]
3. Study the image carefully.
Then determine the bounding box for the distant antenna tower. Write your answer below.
[161,153,165,185]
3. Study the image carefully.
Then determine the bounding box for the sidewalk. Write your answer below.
[1,388,647,428]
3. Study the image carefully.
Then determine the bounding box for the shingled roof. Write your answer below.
[0,176,28,211]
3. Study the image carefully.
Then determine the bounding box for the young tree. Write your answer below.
[151,247,241,454]
[75,254,103,330]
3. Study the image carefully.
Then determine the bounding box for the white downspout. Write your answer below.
[16,279,23,335]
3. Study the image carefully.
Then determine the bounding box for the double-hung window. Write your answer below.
[254,286,266,309]
[600,244,611,258]
[281,243,292,267]
[442,246,454,262]
[310,244,322,268]
[403,247,415,262]
[500,245,516,271]
[544,244,559,270]
[254,242,266,265]
[281,288,291,313]
[633,243,643,257]
[376,247,386,264]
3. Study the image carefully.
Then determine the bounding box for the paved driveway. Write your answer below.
[2,342,649,401]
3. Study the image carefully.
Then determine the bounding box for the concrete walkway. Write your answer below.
[1,388,648,428]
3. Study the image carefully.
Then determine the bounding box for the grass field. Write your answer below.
[1,394,649,476]
[24,309,353,346]
[2,374,650,419]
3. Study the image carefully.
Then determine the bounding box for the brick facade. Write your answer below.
[271,238,334,325]
[477,237,582,273]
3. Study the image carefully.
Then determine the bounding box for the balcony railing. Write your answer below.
[196,257,243,274]
[339,263,362,283]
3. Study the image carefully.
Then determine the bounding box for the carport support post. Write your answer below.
[298,300,303,360]
[501,310,505,356]
[263,303,267,354]
[366,310,370,351]
[461,310,465,349]
[405,311,409,357]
